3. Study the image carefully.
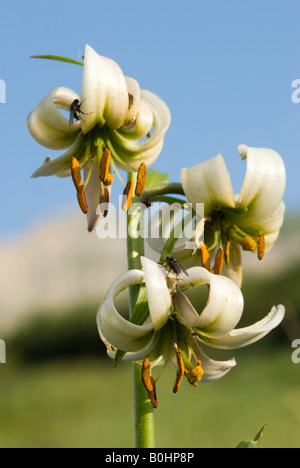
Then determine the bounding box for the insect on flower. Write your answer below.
[69,99,87,126]
[163,256,189,277]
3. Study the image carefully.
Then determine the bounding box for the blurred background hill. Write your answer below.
[1,211,299,341]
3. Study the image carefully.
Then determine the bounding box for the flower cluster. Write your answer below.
[28,44,286,408]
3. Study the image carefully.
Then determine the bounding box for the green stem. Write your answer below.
[141,182,184,204]
[126,172,155,448]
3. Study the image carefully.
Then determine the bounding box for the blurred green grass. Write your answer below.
[0,345,299,448]
[0,215,299,448]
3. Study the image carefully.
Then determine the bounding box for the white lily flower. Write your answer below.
[28,45,171,231]
[180,144,286,286]
[97,257,285,405]
[174,266,285,349]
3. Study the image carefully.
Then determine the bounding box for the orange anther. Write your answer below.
[134,162,147,197]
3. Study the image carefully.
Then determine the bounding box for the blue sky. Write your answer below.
[1,0,299,237]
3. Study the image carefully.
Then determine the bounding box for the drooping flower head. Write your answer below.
[27,45,171,231]
[177,145,286,286]
[97,256,285,407]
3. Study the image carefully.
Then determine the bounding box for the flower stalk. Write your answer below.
[126,172,155,448]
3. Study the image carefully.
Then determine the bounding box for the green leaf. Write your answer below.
[31,55,84,66]
[236,425,267,448]
[145,169,169,188]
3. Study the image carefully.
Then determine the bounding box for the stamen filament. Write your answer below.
[224,240,231,265]
[80,134,92,167]
[82,159,95,192]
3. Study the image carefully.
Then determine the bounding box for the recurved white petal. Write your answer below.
[176,267,244,336]
[190,339,236,383]
[181,154,235,217]
[97,269,154,352]
[80,45,129,133]
[31,133,85,178]
[124,76,141,121]
[119,99,153,140]
[237,144,286,221]
[27,87,81,150]
[109,89,171,171]
[197,304,285,349]
[106,332,160,363]
[141,256,172,331]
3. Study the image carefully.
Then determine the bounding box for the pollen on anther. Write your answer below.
[71,157,83,193]
[141,358,153,392]
[77,191,89,214]
[99,148,112,184]
[257,231,266,260]
[200,244,211,272]
[173,345,185,394]
[242,236,257,252]
[141,358,159,409]
[122,180,135,212]
[213,248,224,275]
[135,162,147,197]
[103,173,114,186]
[185,361,204,387]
